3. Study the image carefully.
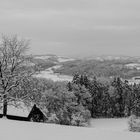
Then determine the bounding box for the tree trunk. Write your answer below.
[3,94,7,117]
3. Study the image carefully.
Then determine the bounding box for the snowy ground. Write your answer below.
[35,65,73,82]
[90,118,128,131]
[0,118,140,140]
[34,55,75,63]
[36,71,72,82]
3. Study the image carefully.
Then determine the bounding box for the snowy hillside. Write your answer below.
[125,63,140,70]
[32,54,75,81]
[34,54,75,63]
[35,65,73,82]
[90,118,128,131]
[0,118,140,140]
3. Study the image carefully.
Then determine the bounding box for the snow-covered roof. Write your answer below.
[0,102,33,117]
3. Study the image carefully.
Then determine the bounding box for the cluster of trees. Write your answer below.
[67,73,140,118]
[0,35,90,126]
[17,78,91,126]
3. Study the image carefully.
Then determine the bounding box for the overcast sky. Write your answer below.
[0,0,140,57]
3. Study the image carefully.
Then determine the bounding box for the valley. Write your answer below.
[33,54,140,83]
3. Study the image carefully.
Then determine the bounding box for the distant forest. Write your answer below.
[54,59,140,79]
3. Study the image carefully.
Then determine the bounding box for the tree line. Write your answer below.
[68,73,140,118]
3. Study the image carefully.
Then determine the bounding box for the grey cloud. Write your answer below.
[0,0,140,57]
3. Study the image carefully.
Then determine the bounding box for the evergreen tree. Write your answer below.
[131,84,140,116]
[111,77,124,117]
[72,73,80,85]
[88,77,101,117]
[67,82,73,91]
[123,80,133,117]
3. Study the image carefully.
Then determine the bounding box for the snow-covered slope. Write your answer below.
[57,57,75,63]
[35,55,53,60]
[125,63,140,70]
[35,65,73,82]
[90,118,128,131]
[0,118,140,140]
[34,54,75,63]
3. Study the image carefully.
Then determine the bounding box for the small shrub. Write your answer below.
[128,115,140,132]
[46,113,59,124]
[71,108,91,127]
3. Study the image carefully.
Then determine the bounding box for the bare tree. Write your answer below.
[0,35,36,117]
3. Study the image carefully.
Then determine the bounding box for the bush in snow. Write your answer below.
[46,113,59,124]
[71,107,91,127]
[128,115,140,132]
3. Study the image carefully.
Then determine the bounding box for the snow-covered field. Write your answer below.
[0,118,140,140]
[35,65,73,82]
[57,57,75,63]
[36,71,72,82]
[90,118,128,131]
[34,55,75,63]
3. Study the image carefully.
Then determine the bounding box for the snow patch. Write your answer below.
[57,57,75,63]
[35,65,73,82]
[35,56,52,60]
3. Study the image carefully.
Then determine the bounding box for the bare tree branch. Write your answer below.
[0,34,35,116]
